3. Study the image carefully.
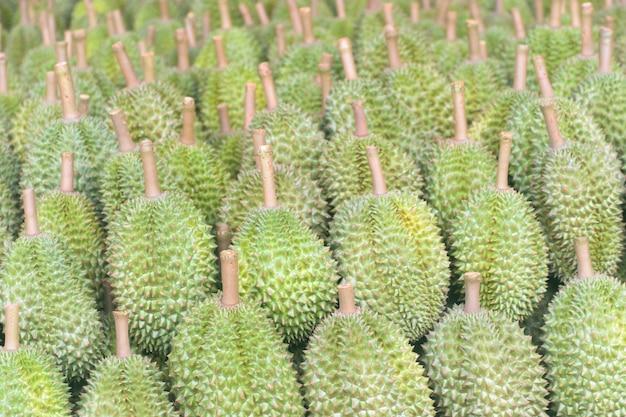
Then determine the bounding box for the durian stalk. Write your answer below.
[452,81,469,141]
[496,132,513,190]
[367,0,382,11]
[203,12,211,40]
[351,100,369,137]
[19,0,29,25]
[424,0,431,10]
[239,3,254,26]
[244,82,256,130]
[337,38,358,80]
[141,51,155,83]
[384,25,402,69]
[463,272,482,313]
[338,282,357,314]
[112,42,140,89]
[437,0,451,25]
[64,30,74,56]
[217,103,232,134]
[300,8,315,45]
[320,52,334,66]
[146,25,156,48]
[48,11,56,43]
[598,27,612,74]
[112,10,125,35]
[383,3,395,26]
[216,223,232,253]
[605,0,613,7]
[0,53,7,94]
[570,0,581,27]
[140,140,162,198]
[185,13,197,48]
[480,40,488,59]
[213,36,228,69]
[46,71,57,103]
[55,41,68,63]
[175,29,190,71]
[60,152,74,193]
[256,3,270,25]
[3,304,19,351]
[23,188,41,237]
[109,109,135,152]
[580,3,594,57]
[549,0,562,28]
[113,311,131,358]
[286,0,303,34]
[275,24,286,58]
[180,97,196,145]
[55,62,80,122]
[511,8,526,39]
[513,44,529,91]
[311,0,319,17]
[468,0,485,33]
[27,0,36,26]
[252,129,266,170]
[84,0,97,28]
[220,249,239,307]
[106,12,116,37]
[495,0,504,14]
[540,99,566,148]
[78,94,89,117]
[259,145,278,208]
[604,16,615,32]
[159,0,170,21]
[73,29,88,69]
[319,62,332,113]
[258,62,279,110]
[534,0,544,24]
[466,20,482,62]
[336,0,347,19]
[446,11,457,41]
[532,55,555,98]
[410,2,419,23]
[39,11,52,46]
[366,145,387,196]
[574,237,594,279]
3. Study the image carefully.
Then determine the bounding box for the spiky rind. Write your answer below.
[10,100,62,163]
[90,34,144,88]
[527,27,581,89]
[276,41,341,80]
[275,72,323,120]
[6,24,42,72]
[20,45,56,87]
[207,130,247,179]
[193,28,262,70]
[431,40,469,77]
[552,56,599,98]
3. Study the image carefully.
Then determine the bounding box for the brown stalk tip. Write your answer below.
[106,12,116,37]
[55,41,68,64]
[220,249,240,307]
[78,94,90,117]
[244,82,257,131]
[496,132,513,190]
[598,27,613,74]
[185,13,198,47]
[45,71,57,103]
[466,19,482,62]
[570,0,581,27]
[446,11,457,41]
[384,24,402,69]
[549,0,562,27]
[218,0,232,30]
[159,0,171,21]
[112,9,125,34]
[319,62,332,113]
[258,62,279,110]
[175,29,190,72]
[239,3,254,26]
[574,237,594,279]
[580,3,595,57]
[60,152,75,193]
[0,53,7,95]
[351,100,369,137]
[337,282,357,314]
[258,145,278,208]
[532,55,555,98]
[146,25,156,47]
[3,304,20,351]
[217,103,232,134]
[256,2,270,26]
[55,62,81,122]
[252,128,267,170]
[216,223,232,253]
[275,24,286,58]
[451,81,469,141]
[513,44,529,91]
[141,51,155,83]
[383,3,395,26]
[112,41,140,89]
[410,2,419,23]
[539,99,566,149]
[337,37,358,80]
[300,7,316,45]
[366,145,388,196]
[113,310,132,358]
[180,97,196,146]
[286,0,303,34]
[140,140,162,198]
[336,0,347,19]
[73,29,88,69]
[511,8,526,39]
[109,108,135,152]
[23,188,41,237]
[463,272,482,313]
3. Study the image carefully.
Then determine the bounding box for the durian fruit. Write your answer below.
[162,28,203,103]
[0,304,72,416]
[542,237,626,416]
[231,145,338,344]
[430,11,470,76]
[77,310,177,417]
[422,272,550,416]
[275,54,326,121]
[6,4,42,72]
[19,41,57,87]
[0,53,23,133]
[530,99,623,279]
[136,0,180,62]
[302,282,437,416]
[0,189,106,381]
[450,132,549,321]
[106,140,216,357]
[168,250,304,416]
[329,145,449,341]
[91,32,144,89]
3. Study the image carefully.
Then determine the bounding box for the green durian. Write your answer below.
[450,132,549,321]
[0,130,22,245]
[133,0,185,32]
[106,140,216,357]
[194,27,262,70]
[206,101,249,179]
[422,272,550,417]
[19,44,56,87]
[231,145,338,344]
[190,0,251,30]
[427,10,468,76]
[302,283,436,416]
[6,23,42,72]
[482,25,519,83]
[271,0,334,24]
[275,70,324,121]
[0,304,72,416]
[161,29,204,103]
[352,2,412,56]
[169,250,304,417]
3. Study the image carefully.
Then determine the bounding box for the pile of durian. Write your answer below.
[1,0,626,415]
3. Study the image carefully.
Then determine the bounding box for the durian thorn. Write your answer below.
[244,82,257,131]
[218,0,233,30]
[141,51,155,83]
[259,145,278,208]
[539,99,566,149]
[468,0,486,33]
[84,0,97,29]
[463,272,482,313]
[185,13,198,48]
[256,2,270,26]
[140,140,162,198]
[479,40,488,59]
[424,0,431,11]
[534,0,544,24]
[112,9,125,35]
[19,0,29,26]
[549,0,562,28]
[604,15,615,32]
[337,38,358,80]
[410,2,420,24]
[319,62,332,114]
[384,25,403,69]
[217,103,232,135]
[437,0,452,26]
[109,109,135,153]
[252,129,267,170]
[180,97,196,145]
[570,0,581,27]
[220,249,240,307]
[112,42,140,89]
[466,20,482,62]
[366,146,388,196]
[496,132,513,190]
[338,283,357,314]
[55,62,81,122]
[513,44,529,91]
[258,62,279,110]
[0,53,7,94]
[335,0,347,19]
[351,100,369,137]
[73,29,88,69]
[23,188,41,237]
[78,94,90,117]
[446,11,457,41]
[45,71,57,103]
[202,12,211,42]
[175,29,190,71]
[60,152,75,193]
[300,8,316,45]
[146,25,156,47]
[213,36,229,69]
[580,3,594,56]
[113,311,132,358]
[451,81,469,141]
[159,0,170,21]
[3,304,19,351]
[383,3,396,26]
[55,41,68,64]
[286,0,303,34]
[105,12,116,37]
[275,24,287,57]
[239,3,254,27]
[495,0,504,14]
[598,27,613,74]
[511,8,526,39]
[574,237,594,279]
[532,55,555,98]
[216,223,232,253]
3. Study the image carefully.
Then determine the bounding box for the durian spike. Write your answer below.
[220,249,240,307]
[146,25,156,48]
[202,12,211,40]
[286,0,303,34]
[604,16,615,32]
[39,11,52,46]
[78,94,89,117]
[64,31,73,60]
[73,30,88,69]
[256,2,270,25]
[243,82,256,130]
[446,11,457,41]
[437,0,451,25]
[180,97,196,146]
[463,272,482,313]
[337,282,357,314]
[513,44,529,91]
[383,3,396,26]
[217,103,232,134]
[574,237,594,279]
[106,13,116,37]
[159,0,170,21]
[511,8,526,39]
[336,0,347,19]
[275,24,286,57]
[213,36,228,69]
[55,41,68,63]
[258,62,279,110]
[140,140,162,198]
[19,0,29,25]
[23,188,41,237]
[185,13,198,48]
[239,3,254,26]
[532,55,555,98]
[252,129,267,170]
[468,0,486,33]
[549,0,562,28]
[534,0,544,24]
[466,20,482,62]
[216,223,232,253]
[175,29,190,71]
[337,38,358,80]
[496,132,513,190]
[319,62,332,113]
[384,25,402,69]
[112,9,125,35]
[580,3,594,57]
[45,71,57,103]
[451,81,469,141]
[300,8,316,45]
[351,100,369,137]
[55,62,80,122]
[495,0,504,14]
[141,51,155,83]
[0,54,7,94]
[84,0,97,28]
[60,152,74,193]
[598,27,613,74]
[3,304,19,351]
[109,109,135,152]
[258,145,278,208]
[570,0,581,27]
[410,2,419,23]
[480,40,488,59]
[540,99,566,148]
[112,42,140,89]
[113,311,132,359]
[366,145,387,196]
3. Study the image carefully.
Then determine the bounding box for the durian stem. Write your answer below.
[3,304,19,351]
[300,8,316,45]
[180,97,196,145]
[27,0,36,27]
[64,31,73,60]
[605,0,614,7]
[212,36,228,69]
[39,11,52,45]
[258,62,279,110]
[112,9,125,34]
[112,42,140,89]
[109,109,135,152]
[217,103,232,134]
[84,0,97,28]
[216,223,232,253]
[311,0,319,17]
[532,55,555,98]
[140,140,162,198]
[511,8,526,39]
[463,272,482,313]
[73,30,88,69]
[59,152,74,193]
[23,188,41,237]
[175,29,190,71]
[383,3,396,26]
[45,71,57,103]
[202,12,211,41]
[437,0,451,25]
[218,0,232,30]
[20,0,29,25]
[336,0,347,19]
[575,237,594,279]
[384,25,402,69]
[605,16,615,34]
[513,44,529,91]
[337,38,358,80]
[466,19,482,62]
[549,0,562,28]
[495,0,504,14]
[351,100,369,137]
[320,52,334,66]
[78,94,89,117]
[367,0,382,11]
[141,51,155,83]
[146,25,156,47]
[534,0,544,24]
[581,3,594,56]
[0,54,7,94]
[244,82,256,130]
[55,41,68,64]
[259,145,278,208]
[446,11,457,41]
[113,311,131,358]
[256,2,270,25]
[366,146,388,196]
[468,0,485,33]
[220,249,239,307]
[252,129,267,170]
[159,0,170,21]
[275,24,286,57]
[570,0,581,27]
[319,62,332,113]
[451,81,469,141]
[480,40,488,59]
[410,3,420,23]
[338,283,357,314]
[598,27,613,74]
[106,12,116,37]
[424,0,432,11]
[286,0,303,34]
[540,99,566,148]
[185,13,197,47]
[55,62,80,122]
[239,3,253,26]
[496,132,512,190]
